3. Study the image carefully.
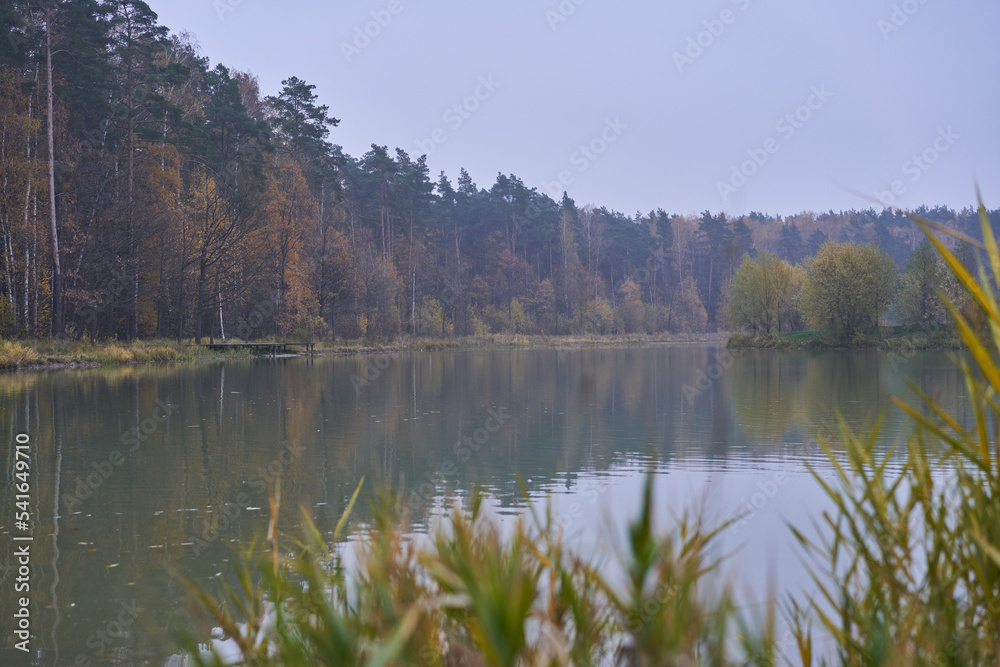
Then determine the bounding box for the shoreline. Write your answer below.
[1,333,730,373]
[727,325,963,350]
[0,327,965,372]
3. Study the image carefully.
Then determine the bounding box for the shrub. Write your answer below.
[618,279,645,334]
[800,241,898,337]
[725,252,801,334]
[0,340,38,368]
[669,277,708,334]
[582,296,614,334]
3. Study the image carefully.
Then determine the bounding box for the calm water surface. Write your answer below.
[0,345,969,664]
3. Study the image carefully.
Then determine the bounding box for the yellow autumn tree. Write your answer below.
[618,279,645,333]
[800,241,897,336]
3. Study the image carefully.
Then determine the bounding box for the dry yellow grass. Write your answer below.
[0,341,38,368]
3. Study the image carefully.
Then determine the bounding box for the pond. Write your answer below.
[0,345,969,664]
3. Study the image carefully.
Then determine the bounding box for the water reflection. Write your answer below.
[0,347,968,663]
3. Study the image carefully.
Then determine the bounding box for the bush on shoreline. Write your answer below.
[728,324,961,350]
[0,340,38,368]
[0,338,191,368]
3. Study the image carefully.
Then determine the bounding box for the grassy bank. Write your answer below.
[727,323,962,350]
[327,331,725,354]
[0,337,296,370]
[0,332,726,371]
[0,338,196,370]
[0,326,955,372]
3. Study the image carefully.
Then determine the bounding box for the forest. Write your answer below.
[2,1,997,343]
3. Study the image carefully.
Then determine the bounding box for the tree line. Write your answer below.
[724,235,976,338]
[1,1,996,342]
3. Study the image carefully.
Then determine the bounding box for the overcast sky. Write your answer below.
[147,0,999,217]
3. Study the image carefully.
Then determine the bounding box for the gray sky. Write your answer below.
[148,0,1000,217]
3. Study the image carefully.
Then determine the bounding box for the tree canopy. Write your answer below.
[800,242,898,335]
[725,253,801,334]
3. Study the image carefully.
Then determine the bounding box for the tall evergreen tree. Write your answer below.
[806,228,828,257]
[777,222,804,264]
[107,0,180,338]
[266,75,341,201]
[697,210,730,327]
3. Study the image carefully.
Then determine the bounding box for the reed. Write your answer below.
[179,480,776,666]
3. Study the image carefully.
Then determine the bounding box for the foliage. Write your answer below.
[295,314,331,344]
[893,237,969,328]
[669,277,708,334]
[508,298,531,334]
[466,306,489,337]
[777,222,805,264]
[724,252,800,334]
[582,295,614,334]
[800,242,898,337]
[0,295,21,338]
[618,279,645,334]
[415,296,444,336]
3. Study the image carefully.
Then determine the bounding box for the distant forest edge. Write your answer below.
[1,3,995,343]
